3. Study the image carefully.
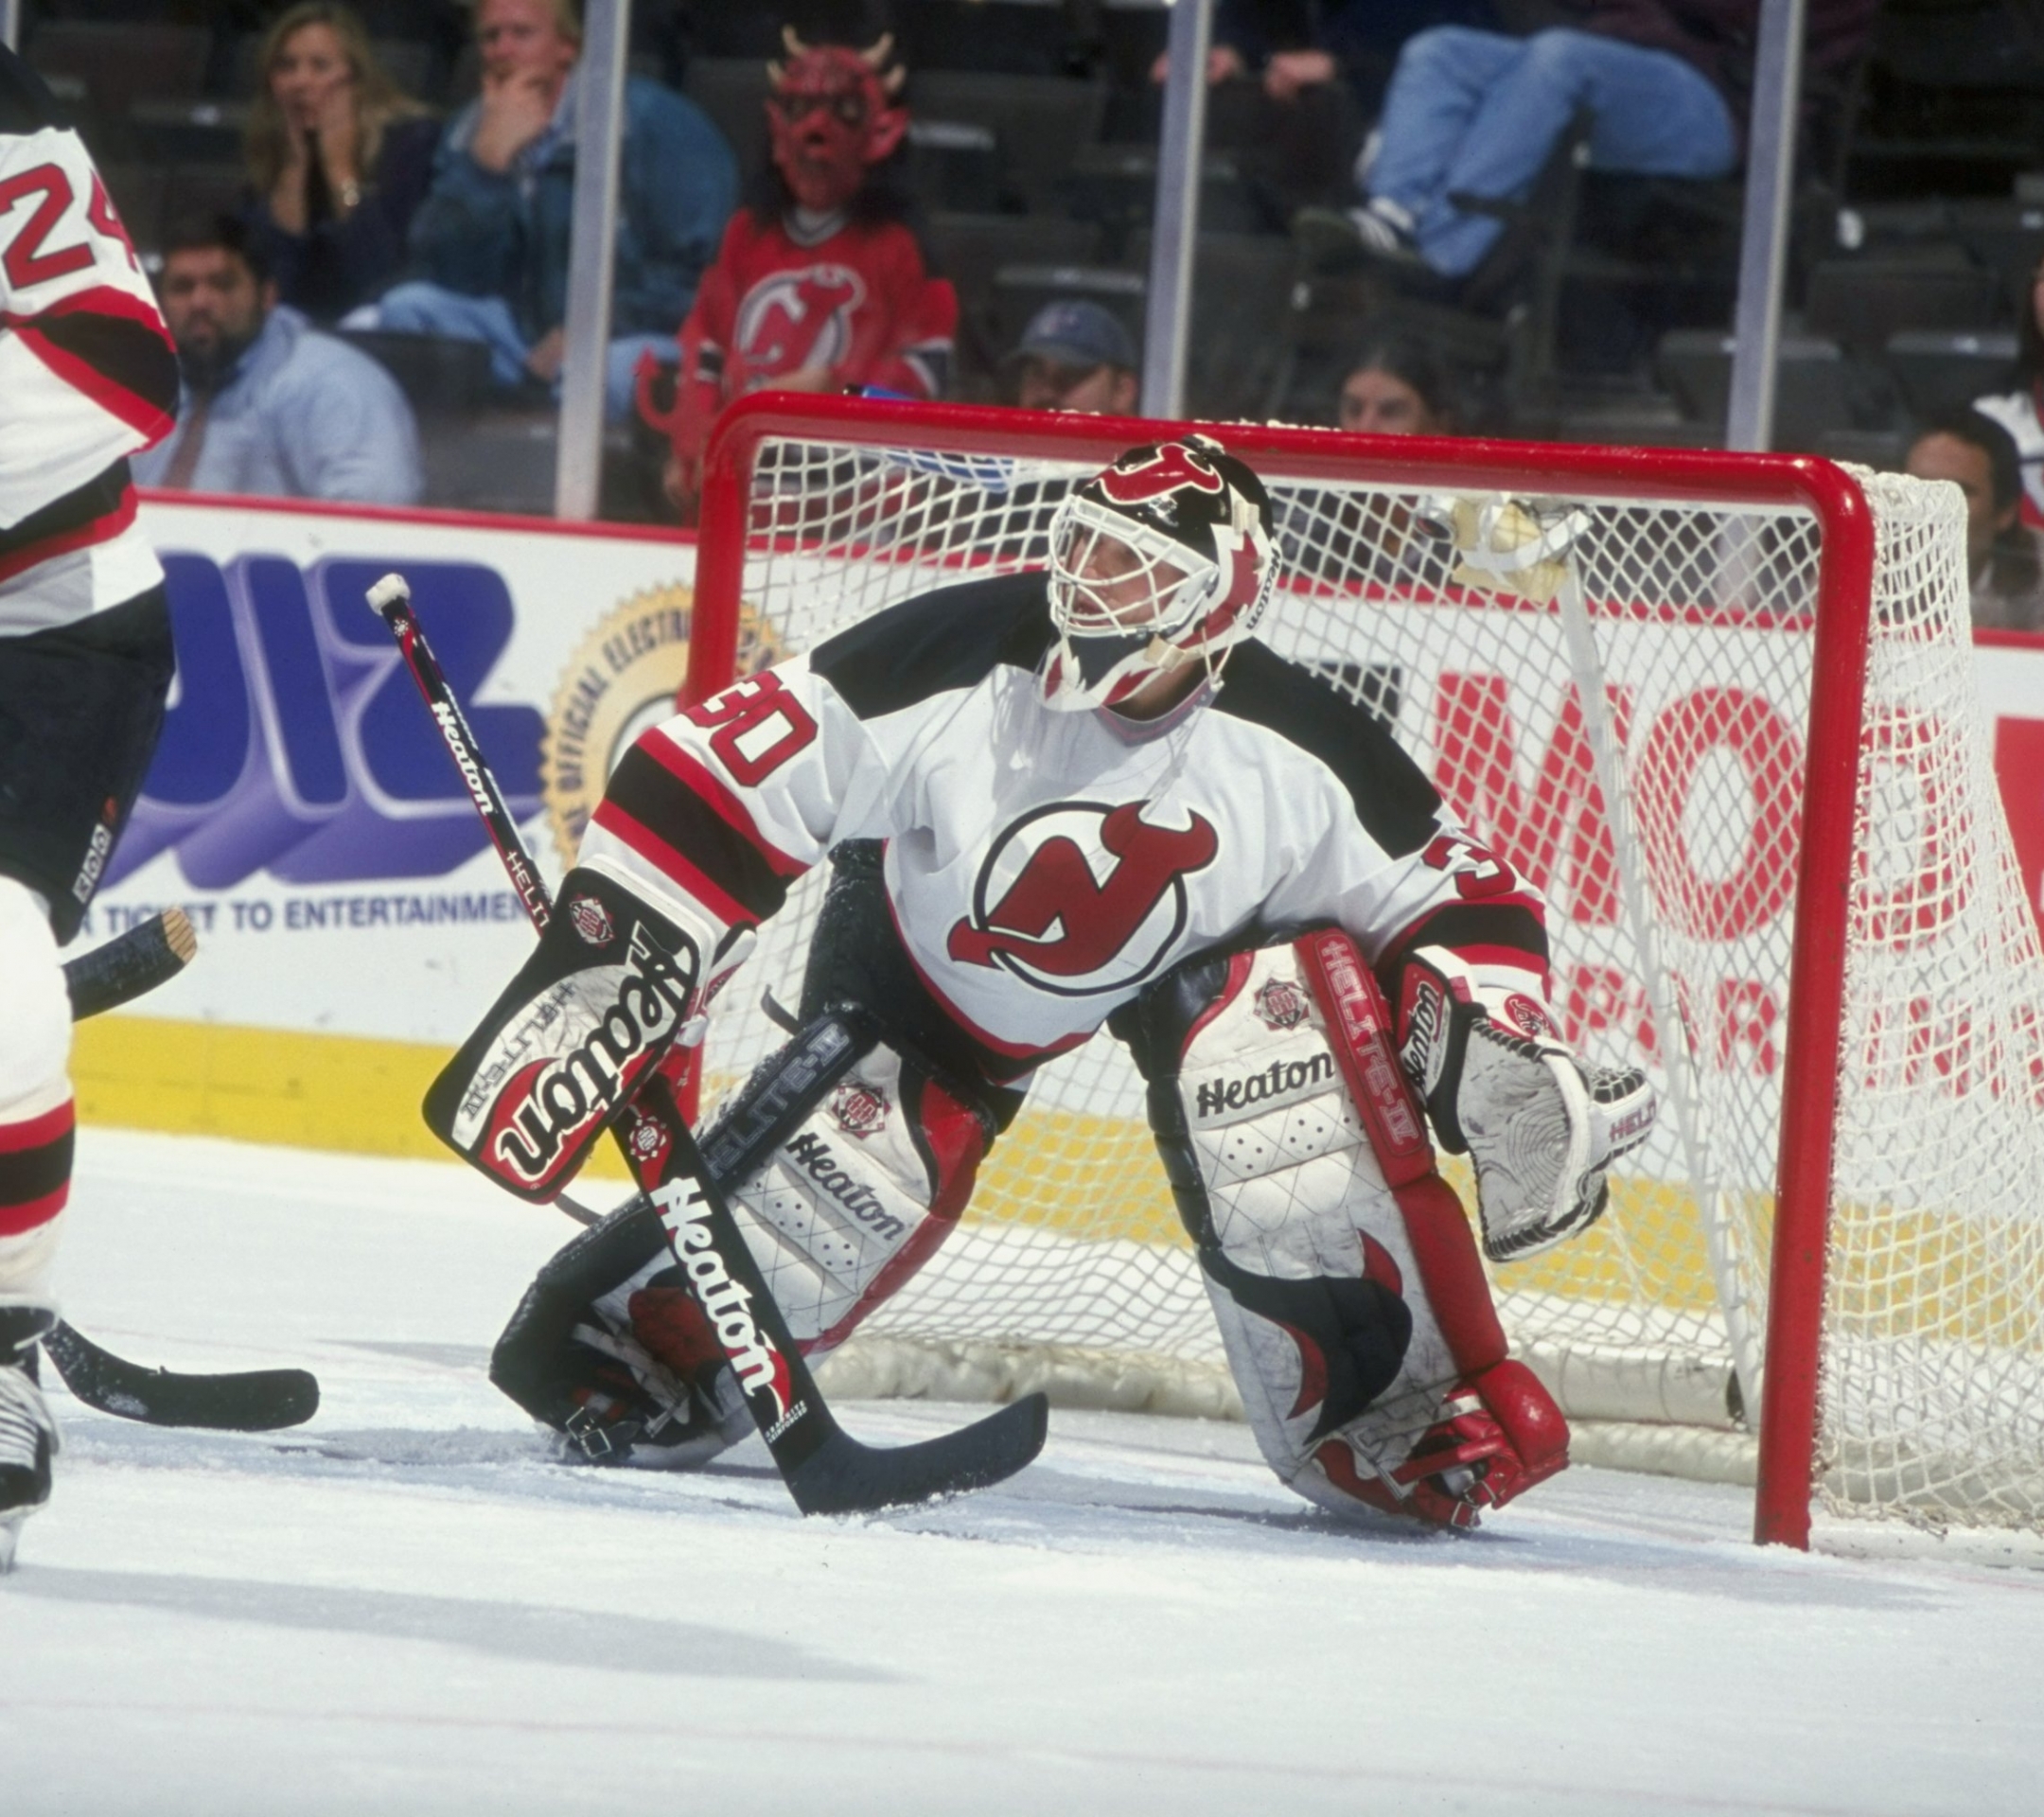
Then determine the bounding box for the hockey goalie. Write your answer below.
[432,432,1656,1527]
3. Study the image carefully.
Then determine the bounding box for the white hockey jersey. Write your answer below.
[581,571,1552,1082]
[0,48,178,633]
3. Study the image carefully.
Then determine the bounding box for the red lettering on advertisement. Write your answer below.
[1633,688,1802,943]
[1859,995,2013,1103]
[1715,978,1780,1076]
[1994,715,2044,944]
[1432,676,1630,926]
[1857,710,1966,949]
[1559,962,1662,1062]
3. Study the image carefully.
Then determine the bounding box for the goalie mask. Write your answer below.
[1040,434,1277,714]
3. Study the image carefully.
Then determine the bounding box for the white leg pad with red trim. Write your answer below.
[717,1040,983,1353]
[1153,930,1567,1526]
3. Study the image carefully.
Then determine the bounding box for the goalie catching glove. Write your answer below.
[424,865,753,1201]
[1395,946,1655,1262]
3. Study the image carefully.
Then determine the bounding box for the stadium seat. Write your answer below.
[909,74,1108,216]
[26,21,212,118]
[1884,328,2019,419]
[1805,256,2000,360]
[905,118,1003,215]
[1056,145,1263,261]
[1126,230,1298,420]
[1841,0,2044,198]
[926,212,1106,385]
[1947,199,2044,320]
[129,99,247,165]
[1656,330,1860,451]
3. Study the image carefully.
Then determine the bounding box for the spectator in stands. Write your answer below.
[1155,1,1501,221]
[1973,250,2044,527]
[361,0,736,420]
[1293,0,1876,284]
[643,30,956,515]
[133,214,422,506]
[240,4,440,325]
[1338,329,1456,434]
[1006,299,1139,415]
[1906,411,2044,632]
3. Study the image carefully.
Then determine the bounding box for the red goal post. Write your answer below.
[688,393,2044,1551]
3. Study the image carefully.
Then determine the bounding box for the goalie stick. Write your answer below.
[43,911,321,1430]
[368,572,1048,1514]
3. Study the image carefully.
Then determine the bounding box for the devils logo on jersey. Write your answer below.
[948,800,1219,996]
[733,264,866,382]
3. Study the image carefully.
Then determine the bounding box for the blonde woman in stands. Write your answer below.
[242,3,440,324]
[1972,247,2044,527]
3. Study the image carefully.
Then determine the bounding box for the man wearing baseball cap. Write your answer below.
[1006,298,1139,415]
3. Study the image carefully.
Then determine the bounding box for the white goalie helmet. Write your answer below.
[1040,433,1278,713]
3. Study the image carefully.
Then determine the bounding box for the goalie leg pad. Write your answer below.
[719,1035,990,1355]
[491,1006,996,1468]
[424,866,745,1202]
[1128,931,1567,1527]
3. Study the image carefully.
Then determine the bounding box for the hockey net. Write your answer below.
[685,397,2044,1544]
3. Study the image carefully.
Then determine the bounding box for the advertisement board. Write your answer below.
[73,493,704,1157]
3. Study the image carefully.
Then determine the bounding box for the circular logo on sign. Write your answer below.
[543,585,780,871]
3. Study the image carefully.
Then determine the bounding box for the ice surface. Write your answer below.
[7,1129,2042,1815]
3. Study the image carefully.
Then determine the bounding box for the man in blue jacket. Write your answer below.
[364,0,737,420]
[134,215,422,505]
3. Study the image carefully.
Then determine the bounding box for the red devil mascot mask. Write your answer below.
[766,28,909,215]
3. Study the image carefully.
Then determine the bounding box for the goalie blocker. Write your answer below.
[423,866,751,1201]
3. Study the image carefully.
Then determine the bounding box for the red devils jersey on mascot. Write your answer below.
[641,31,957,512]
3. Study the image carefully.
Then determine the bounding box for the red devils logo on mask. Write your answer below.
[1095,443,1224,508]
[948,800,1219,996]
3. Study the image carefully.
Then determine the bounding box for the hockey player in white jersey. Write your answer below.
[0,47,181,1568]
[435,431,1655,1527]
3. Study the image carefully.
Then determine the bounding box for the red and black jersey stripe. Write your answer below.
[0,1099,74,1238]
[1378,901,1552,982]
[596,741,802,926]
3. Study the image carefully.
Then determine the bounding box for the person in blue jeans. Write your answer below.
[359,0,736,420]
[1313,0,1876,282]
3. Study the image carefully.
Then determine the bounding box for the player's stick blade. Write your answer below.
[785,1391,1049,1515]
[42,1322,320,1431]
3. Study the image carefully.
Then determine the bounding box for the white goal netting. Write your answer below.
[687,416,2044,1536]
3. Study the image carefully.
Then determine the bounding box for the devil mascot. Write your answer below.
[640,29,958,515]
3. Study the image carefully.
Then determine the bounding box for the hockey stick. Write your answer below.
[43,911,321,1430]
[368,571,1048,1512]
[62,907,199,1019]
[42,1321,319,1430]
